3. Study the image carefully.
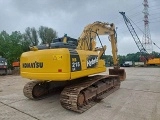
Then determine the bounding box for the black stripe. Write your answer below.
[69,49,82,72]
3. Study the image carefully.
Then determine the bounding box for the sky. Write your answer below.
[0,0,159,55]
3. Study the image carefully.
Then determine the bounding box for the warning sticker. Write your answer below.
[53,55,63,60]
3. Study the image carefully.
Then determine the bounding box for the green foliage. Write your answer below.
[102,55,113,66]
[125,52,141,62]
[118,55,126,64]
[0,31,22,68]
[152,51,160,58]
[38,26,57,46]
[0,26,58,69]
[102,51,160,66]
[25,27,39,46]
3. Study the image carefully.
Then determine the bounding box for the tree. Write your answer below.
[101,55,113,66]
[38,26,58,46]
[21,33,32,52]
[118,55,126,65]
[152,51,160,58]
[0,31,23,68]
[25,27,39,46]
[0,31,10,57]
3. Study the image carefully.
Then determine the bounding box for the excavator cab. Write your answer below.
[109,68,126,81]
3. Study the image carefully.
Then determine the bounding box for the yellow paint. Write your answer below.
[20,48,106,81]
[53,55,63,60]
[146,58,160,65]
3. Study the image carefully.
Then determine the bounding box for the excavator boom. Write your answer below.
[76,21,126,80]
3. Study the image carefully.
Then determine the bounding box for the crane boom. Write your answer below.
[119,12,148,54]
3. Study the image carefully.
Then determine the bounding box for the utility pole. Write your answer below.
[142,0,153,53]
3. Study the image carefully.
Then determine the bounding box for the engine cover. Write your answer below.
[20,48,106,81]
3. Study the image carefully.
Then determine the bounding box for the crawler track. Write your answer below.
[23,81,56,100]
[60,75,120,113]
[23,75,120,113]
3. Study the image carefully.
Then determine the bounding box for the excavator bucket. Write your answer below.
[109,68,126,81]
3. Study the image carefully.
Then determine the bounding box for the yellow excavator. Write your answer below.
[20,21,126,113]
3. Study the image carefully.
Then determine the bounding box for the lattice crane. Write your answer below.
[119,12,148,55]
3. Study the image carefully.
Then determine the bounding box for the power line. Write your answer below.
[150,20,160,23]
[149,7,160,11]
[106,2,159,35]
[148,4,160,8]
[127,16,160,51]
[149,16,160,20]
[108,2,160,25]
[128,12,143,18]
[125,3,142,12]
[150,12,160,15]
[150,19,160,22]
[108,3,143,22]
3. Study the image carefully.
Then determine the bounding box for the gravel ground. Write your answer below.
[0,67,160,120]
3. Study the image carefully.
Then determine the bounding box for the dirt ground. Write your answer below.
[0,67,160,120]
